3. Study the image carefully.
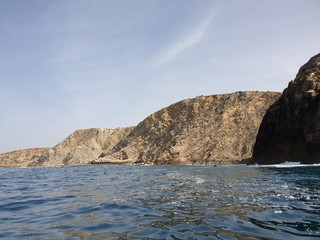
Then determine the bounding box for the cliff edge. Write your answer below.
[94,91,280,165]
[39,127,133,167]
[0,148,50,167]
[1,92,280,167]
[250,53,320,164]
[0,128,133,167]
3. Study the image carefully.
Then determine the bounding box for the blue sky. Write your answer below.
[0,0,319,153]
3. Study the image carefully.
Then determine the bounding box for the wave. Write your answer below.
[257,161,320,168]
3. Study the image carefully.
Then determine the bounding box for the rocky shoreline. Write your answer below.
[92,92,280,165]
[1,53,319,167]
[0,92,279,167]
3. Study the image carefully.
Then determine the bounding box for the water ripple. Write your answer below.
[0,165,319,239]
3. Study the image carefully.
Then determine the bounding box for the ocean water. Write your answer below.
[0,164,319,240]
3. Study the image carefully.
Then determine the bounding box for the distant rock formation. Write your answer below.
[0,92,280,168]
[250,53,320,164]
[40,127,134,167]
[93,91,280,165]
[0,128,133,167]
[0,148,50,167]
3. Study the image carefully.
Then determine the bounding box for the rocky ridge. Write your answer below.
[0,128,133,167]
[250,53,320,164]
[0,148,50,167]
[93,91,280,165]
[41,127,134,167]
[0,92,280,167]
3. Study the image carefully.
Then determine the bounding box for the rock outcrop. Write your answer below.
[0,128,133,167]
[93,91,280,165]
[40,127,133,167]
[0,148,50,167]
[0,92,281,167]
[250,53,320,164]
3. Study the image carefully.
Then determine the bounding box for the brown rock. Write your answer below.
[0,128,133,167]
[1,91,280,167]
[0,148,50,167]
[250,53,320,164]
[95,91,280,165]
[42,127,133,167]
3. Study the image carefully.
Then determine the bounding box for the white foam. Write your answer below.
[257,162,320,168]
[193,177,205,184]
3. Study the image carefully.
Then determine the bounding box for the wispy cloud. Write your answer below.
[153,11,215,65]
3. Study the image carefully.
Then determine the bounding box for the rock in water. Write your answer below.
[95,92,280,165]
[250,53,320,164]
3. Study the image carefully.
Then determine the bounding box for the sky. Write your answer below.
[0,0,319,153]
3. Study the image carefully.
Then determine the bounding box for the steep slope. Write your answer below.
[38,127,134,167]
[0,148,50,167]
[0,127,133,167]
[250,53,320,164]
[94,91,280,165]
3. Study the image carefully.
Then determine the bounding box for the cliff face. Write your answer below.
[0,148,50,167]
[251,53,320,164]
[41,127,134,167]
[0,128,133,167]
[94,91,280,165]
[1,91,280,167]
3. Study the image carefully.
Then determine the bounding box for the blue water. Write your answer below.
[0,164,319,240]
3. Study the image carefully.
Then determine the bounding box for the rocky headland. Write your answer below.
[42,127,134,167]
[0,128,133,168]
[0,91,279,167]
[2,53,320,167]
[93,91,280,165]
[250,53,320,164]
[0,148,50,167]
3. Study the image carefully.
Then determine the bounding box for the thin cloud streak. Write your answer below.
[153,11,215,65]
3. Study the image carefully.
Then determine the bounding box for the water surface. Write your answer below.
[0,164,319,239]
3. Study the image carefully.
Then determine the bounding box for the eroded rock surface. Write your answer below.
[250,53,320,164]
[94,91,280,165]
[42,127,133,167]
[1,91,281,167]
[0,128,133,167]
[0,148,50,167]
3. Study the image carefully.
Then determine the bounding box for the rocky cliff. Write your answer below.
[0,148,50,167]
[0,92,280,167]
[40,127,133,167]
[0,128,133,167]
[250,53,320,164]
[93,91,280,165]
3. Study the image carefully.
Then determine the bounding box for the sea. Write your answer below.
[0,163,319,240]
